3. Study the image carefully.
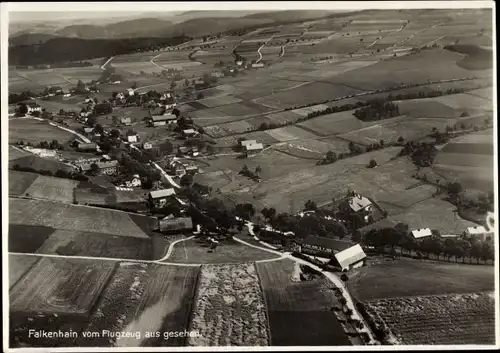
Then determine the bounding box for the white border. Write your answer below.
[1,1,498,352]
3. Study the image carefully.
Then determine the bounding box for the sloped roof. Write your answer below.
[411,228,432,239]
[77,142,97,150]
[466,226,489,235]
[245,143,264,151]
[347,194,372,212]
[240,139,257,146]
[149,188,176,199]
[152,114,176,122]
[159,217,193,232]
[334,244,366,270]
[183,129,197,134]
[301,235,353,251]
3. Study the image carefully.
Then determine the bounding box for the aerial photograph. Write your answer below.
[3,2,497,350]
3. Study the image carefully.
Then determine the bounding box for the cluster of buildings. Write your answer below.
[167,158,199,177]
[410,225,493,242]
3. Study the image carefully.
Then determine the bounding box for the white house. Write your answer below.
[346,194,372,213]
[127,134,139,143]
[333,244,367,272]
[464,226,492,240]
[240,139,257,147]
[411,228,432,239]
[112,81,122,84]
[125,175,142,187]
[245,143,264,156]
[127,88,135,96]
[236,61,244,66]
[143,142,153,150]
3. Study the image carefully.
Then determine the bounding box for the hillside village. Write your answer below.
[7,7,495,349]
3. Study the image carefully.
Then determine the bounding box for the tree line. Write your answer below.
[9,35,191,66]
[11,164,89,181]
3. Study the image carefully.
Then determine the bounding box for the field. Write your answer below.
[365,292,495,344]
[9,224,56,253]
[10,257,116,314]
[9,198,151,238]
[84,264,200,347]
[23,175,79,203]
[9,170,40,196]
[9,155,74,173]
[167,238,279,264]
[257,259,351,346]
[9,118,74,144]
[9,254,40,289]
[347,257,494,302]
[188,264,269,346]
[433,129,494,191]
[36,230,153,260]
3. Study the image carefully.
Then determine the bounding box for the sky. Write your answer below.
[9,11,169,23]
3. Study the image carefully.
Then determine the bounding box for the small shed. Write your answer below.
[411,228,432,239]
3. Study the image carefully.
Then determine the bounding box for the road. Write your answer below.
[100,56,115,70]
[256,35,275,64]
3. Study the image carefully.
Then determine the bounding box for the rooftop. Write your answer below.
[245,143,264,151]
[183,129,197,134]
[347,194,372,212]
[334,244,367,270]
[301,235,354,251]
[411,228,432,239]
[159,217,193,232]
[240,139,257,146]
[151,114,176,122]
[466,226,490,235]
[149,188,176,199]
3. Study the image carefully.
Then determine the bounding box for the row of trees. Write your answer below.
[353,101,400,122]
[361,226,494,264]
[239,165,262,181]
[398,141,438,167]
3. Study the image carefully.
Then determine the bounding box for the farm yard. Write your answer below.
[257,259,351,346]
[188,263,269,346]
[364,292,495,345]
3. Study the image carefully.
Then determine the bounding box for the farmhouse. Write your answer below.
[240,139,257,147]
[143,142,153,150]
[344,194,372,213]
[463,226,492,241]
[149,111,178,127]
[26,102,42,114]
[149,188,176,208]
[121,117,132,126]
[124,175,142,187]
[411,228,432,239]
[182,129,199,138]
[158,217,194,234]
[178,146,190,155]
[127,88,135,96]
[329,244,367,272]
[83,127,94,134]
[184,164,199,175]
[79,160,119,175]
[245,143,264,156]
[299,235,354,257]
[77,142,98,152]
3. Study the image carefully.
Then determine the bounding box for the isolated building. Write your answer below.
[344,194,372,213]
[158,217,194,234]
[411,228,432,239]
[149,112,178,127]
[240,139,257,147]
[143,142,153,150]
[245,143,264,156]
[127,88,135,96]
[26,102,42,114]
[330,244,367,272]
[127,134,139,143]
[149,188,176,208]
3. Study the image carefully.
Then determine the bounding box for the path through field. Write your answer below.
[256,35,275,64]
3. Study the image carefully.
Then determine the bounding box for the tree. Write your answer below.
[197,92,204,99]
[94,123,104,134]
[159,141,173,155]
[235,203,256,220]
[90,163,99,175]
[326,151,337,163]
[340,273,349,282]
[184,78,189,86]
[261,207,277,220]
[448,181,462,197]
[304,200,317,212]
[170,81,177,89]
[18,103,28,115]
[172,108,180,118]
[180,174,194,187]
[368,159,377,168]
